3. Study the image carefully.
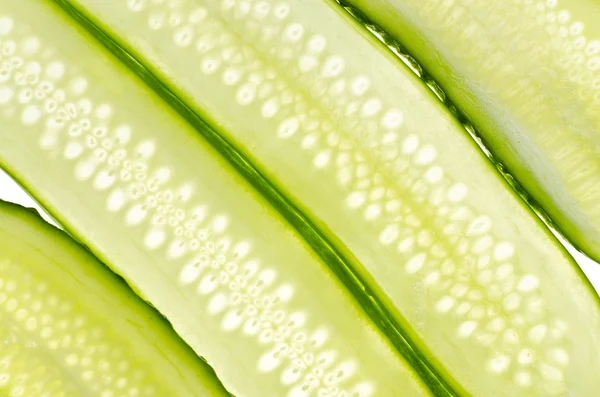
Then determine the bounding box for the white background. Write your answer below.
[2,168,600,294]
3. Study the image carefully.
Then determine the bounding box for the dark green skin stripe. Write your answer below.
[46,0,460,395]
[336,0,600,263]
[334,0,571,247]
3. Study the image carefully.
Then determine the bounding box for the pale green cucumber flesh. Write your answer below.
[341,0,600,263]
[0,1,431,396]
[0,199,229,397]
[46,0,600,396]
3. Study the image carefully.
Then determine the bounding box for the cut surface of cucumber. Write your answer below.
[0,1,431,396]
[340,0,600,263]
[48,0,600,396]
[0,199,229,396]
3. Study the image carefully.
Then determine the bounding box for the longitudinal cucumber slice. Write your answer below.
[339,0,600,262]
[0,1,431,396]
[0,199,229,396]
[52,0,600,396]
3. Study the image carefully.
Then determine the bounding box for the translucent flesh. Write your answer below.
[0,1,431,396]
[0,200,229,397]
[47,0,600,396]
[341,0,600,263]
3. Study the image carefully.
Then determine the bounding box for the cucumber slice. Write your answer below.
[338,0,600,262]
[48,0,600,396]
[0,199,229,396]
[0,1,431,396]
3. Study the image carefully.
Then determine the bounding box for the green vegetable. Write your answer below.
[0,199,229,396]
[340,0,600,263]
[0,0,599,396]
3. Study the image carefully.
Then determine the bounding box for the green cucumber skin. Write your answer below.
[341,0,600,263]
[0,1,432,396]
[47,1,455,396]
[0,199,230,397]
[45,0,600,396]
